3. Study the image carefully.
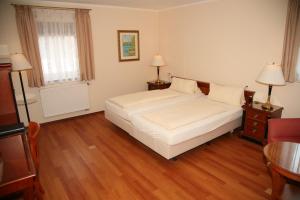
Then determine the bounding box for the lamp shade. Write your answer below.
[0,45,9,58]
[256,63,285,86]
[152,55,166,67]
[10,53,32,71]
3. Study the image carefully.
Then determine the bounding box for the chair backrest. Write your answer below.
[28,121,40,171]
[268,118,300,143]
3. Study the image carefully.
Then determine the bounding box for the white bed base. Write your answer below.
[105,109,242,160]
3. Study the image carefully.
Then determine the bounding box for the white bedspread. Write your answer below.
[143,99,226,130]
[109,89,181,108]
[131,97,242,145]
[106,93,202,121]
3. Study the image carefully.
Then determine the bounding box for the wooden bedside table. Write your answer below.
[147,81,171,90]
[241,101,283,144]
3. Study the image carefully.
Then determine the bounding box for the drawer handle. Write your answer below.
[253,121,258,126]
[253,114,259,118]
[252,129,257,133]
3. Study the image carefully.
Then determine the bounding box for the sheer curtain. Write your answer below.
[32,8,80,84]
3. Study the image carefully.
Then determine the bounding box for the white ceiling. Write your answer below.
[38,0,206,10]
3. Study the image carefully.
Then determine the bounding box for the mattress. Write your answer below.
[130,97,243,145]
[105,89,203,121]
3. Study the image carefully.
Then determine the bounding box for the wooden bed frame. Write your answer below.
[105,77,255,159]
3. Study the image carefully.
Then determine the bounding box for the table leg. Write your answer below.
[23,186,34,200]
[271,168,286,200]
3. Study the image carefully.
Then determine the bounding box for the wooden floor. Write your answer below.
[39,112,271,200]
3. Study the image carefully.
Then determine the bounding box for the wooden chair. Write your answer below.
[28,121,44,200]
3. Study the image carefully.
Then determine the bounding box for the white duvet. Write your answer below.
[106,91,203,121]
[143,99,227,130]
[109,89,182,108]
[131,97,243,145]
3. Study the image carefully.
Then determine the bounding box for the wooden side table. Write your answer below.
[147,81,171,90]
[0,132,36,199]
[241,101,283,144]
[264,142,300,200]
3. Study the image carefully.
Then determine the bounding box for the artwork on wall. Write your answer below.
[118,30,140,62]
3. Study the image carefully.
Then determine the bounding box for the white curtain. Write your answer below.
[32,8,80,84]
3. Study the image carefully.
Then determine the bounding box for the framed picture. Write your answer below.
[118,30,140,62]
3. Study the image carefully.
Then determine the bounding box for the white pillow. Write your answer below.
[170,77,198,94]
[208,83,244,106]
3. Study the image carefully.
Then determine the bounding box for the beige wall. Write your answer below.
[159,0,300,117]
[1,0,299,124]
[0,0,159,124]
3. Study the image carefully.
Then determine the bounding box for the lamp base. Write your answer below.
[155,79,163,84]
[261,85,274,111]
[155,66,162,84]
[261,101,273,111]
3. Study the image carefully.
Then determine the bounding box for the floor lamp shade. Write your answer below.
[0,45,9,58]
[0,45,10,63]
[256,63,285,110]
[10,53,32,124]
[11,53,32,71]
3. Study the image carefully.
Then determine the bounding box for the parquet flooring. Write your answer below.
[39,112,271,200]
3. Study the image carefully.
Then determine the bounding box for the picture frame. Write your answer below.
[118,30,140,62]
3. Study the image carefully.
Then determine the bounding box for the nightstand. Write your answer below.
[241,101,283,144]
[147,81,171,90]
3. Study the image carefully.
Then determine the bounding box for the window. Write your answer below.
[33,8,80,84]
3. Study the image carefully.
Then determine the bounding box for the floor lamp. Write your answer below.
[10,53,32,123]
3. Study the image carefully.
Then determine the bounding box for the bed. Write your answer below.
[130,97,243,159]
[105,77,254,159]
[105,77,202,135]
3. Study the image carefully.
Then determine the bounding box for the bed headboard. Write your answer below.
[196,81,210,95]
[171,76,255,105]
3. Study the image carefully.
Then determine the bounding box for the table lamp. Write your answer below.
[256,63,285,110]
[10,53,32,123]
[151,55,166,84]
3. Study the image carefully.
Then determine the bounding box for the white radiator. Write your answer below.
[40,82,90,117]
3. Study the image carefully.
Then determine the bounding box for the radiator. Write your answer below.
[40,82,90,117]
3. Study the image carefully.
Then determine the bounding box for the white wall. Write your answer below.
[0,0,159,124]
[159,0,300,117]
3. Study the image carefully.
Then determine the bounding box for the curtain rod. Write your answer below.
[11,4,91,11]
